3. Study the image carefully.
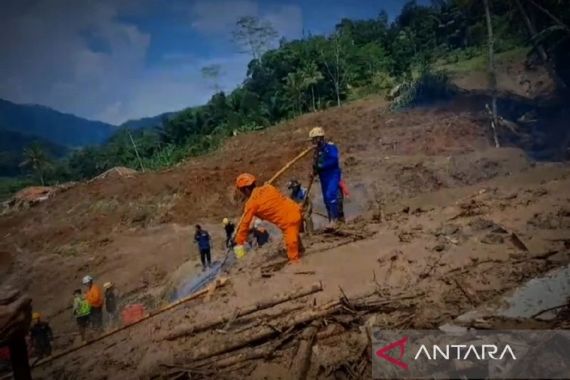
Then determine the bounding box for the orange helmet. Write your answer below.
[236,173,256,188]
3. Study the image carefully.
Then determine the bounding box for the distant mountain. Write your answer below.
[119,111,178,130]
[0,129,68,177]
[0,98,116,147]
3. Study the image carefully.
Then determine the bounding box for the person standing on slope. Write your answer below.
[83,275,104,332]
[233,173,303,263]
[309,127,345,229]
[103,282,119,329]
[28,312,53,359]
[194,224,212,271]
[222,218,235,248]
[72,289,90,341]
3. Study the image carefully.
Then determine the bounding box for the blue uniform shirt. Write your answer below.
[194,230,211,251]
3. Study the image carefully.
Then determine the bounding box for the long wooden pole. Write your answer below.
[266,146,314,185]
[35,277,228,367]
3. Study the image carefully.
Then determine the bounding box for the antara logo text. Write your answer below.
[375,336,517,370]
[414,344,517,361]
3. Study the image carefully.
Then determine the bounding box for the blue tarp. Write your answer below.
[172,250,236,301]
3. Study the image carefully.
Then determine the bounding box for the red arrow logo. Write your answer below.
[375,336,409,370]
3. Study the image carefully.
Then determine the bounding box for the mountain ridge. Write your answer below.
[0,98,116,147]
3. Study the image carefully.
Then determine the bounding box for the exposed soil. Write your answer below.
[0,94,569,379]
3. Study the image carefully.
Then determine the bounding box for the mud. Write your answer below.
[0,96,569,379]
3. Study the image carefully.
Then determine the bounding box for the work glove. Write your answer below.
[233,245,246,259]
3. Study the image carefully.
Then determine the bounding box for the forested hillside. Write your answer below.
[0,98,115,147]
[0,130,68,176]
[7,0,570,186]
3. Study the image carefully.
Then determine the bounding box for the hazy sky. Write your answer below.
[0,0,423,124]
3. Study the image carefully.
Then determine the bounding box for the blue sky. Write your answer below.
[0,0,424,124]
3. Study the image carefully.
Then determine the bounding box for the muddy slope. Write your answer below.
[0,96,568,379]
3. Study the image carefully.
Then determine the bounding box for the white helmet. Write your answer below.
[82,275,93,285]
[309,127,325,139]
[254,218,262,228]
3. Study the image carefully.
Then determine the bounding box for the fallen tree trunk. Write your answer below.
[291,321,319,380]
[192,329,294,370]
[178,304,341,363]
[164,282,323,341]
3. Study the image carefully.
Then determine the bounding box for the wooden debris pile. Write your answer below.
[155,283,421,380]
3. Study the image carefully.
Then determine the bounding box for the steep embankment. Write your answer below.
[0,95,569,379]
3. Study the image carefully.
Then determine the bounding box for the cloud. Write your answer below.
[190,0,258,35]
[0,0,151,124]
[0,0,302,125]
[189,0,303,40]
[265,4,304,40]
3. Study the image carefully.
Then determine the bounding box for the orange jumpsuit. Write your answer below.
[236,184,302,261]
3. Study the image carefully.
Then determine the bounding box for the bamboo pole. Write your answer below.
[266,146,314,185]
[34,277,228,367]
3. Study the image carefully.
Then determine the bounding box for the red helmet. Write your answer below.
[235,173,256,189]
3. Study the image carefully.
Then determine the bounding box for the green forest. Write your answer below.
[3,0,569,198]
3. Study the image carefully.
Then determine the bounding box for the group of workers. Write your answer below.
[0,126,344,377]
[230,127,345,263]
[25,275,119,360]
[190,127,344,266]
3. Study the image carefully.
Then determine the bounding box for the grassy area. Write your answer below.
[435,47,529,75]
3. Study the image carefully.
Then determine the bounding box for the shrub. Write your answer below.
[390,70,454,110]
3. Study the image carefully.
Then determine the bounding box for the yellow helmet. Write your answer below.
[32,312,41,321]
[309,127,325,139]
[222,218,229,225]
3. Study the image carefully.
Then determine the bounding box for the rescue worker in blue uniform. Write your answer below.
[309,127,344,230]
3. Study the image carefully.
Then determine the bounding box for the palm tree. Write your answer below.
[301,62,324,112]
[20,143,51,185]
[284,71,307,116]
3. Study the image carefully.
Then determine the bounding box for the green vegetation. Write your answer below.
[436,47,529,74]
[4,0,570,199]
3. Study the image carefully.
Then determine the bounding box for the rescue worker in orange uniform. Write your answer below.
[83,275,104,332]
[234,173,303,262]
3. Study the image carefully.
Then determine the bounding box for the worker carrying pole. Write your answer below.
[233,173,304,263]
[309,127,346,230]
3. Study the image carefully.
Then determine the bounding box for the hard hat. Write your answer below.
[32,312,40,320]
[309,127,325,139]
[235,173,256,189]
[222,218,229,225]
[254,218,262,228]
[287,179,300,189]
[103,282,113,289]
[82,275,93,285]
